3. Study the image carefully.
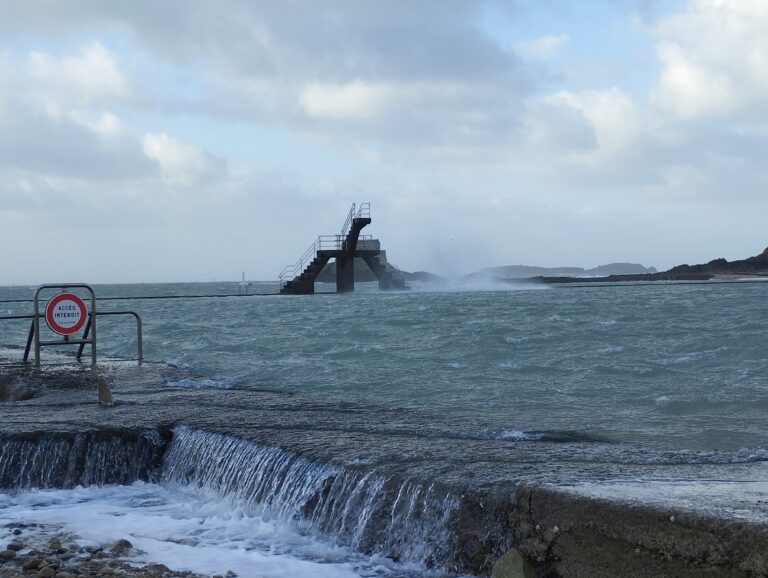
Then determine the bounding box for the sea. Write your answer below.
[1,279,767,577]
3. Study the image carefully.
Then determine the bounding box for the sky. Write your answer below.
[2,0,768,283]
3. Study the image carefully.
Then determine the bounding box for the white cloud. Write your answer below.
[652,0,768,120]
[547,88,644,155]
[142,132,223,186]
[69,110,127,138]
[300,81,396,120]
[26,42,130,118]
[515,34,570,60]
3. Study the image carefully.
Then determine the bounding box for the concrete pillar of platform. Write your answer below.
[336,256,355,293]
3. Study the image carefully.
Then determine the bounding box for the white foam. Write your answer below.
[597,345,624,354]
[165,378,234,389]
[498,430,543,441]
[0,483,415,578]
[547,314,572,322]
[504,336,528,344]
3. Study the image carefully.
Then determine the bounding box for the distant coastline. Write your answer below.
[398,246,768,285]
[533,246,768,284]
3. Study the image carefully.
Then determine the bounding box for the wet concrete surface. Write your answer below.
[2,360,768,576]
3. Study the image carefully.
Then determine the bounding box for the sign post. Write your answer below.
[32,284,97,367]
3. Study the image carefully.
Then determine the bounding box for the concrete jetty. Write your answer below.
[1,360,767,577]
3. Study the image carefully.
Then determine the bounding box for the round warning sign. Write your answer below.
[45,293,88,336]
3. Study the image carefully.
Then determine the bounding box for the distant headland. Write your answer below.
[531,246,768,284]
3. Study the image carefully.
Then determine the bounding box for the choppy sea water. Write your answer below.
[1,279,767,576]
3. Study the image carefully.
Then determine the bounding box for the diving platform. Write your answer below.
[279,203,407,294]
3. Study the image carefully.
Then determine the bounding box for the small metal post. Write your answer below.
[23,319,34,364]
[33,291,41,368]
[76,315,92,361]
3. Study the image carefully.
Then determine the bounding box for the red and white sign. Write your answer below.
[45,293,88,336]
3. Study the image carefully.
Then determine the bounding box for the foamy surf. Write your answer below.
[0,482,448,578]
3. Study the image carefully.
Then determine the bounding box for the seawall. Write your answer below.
[1,361,767,577]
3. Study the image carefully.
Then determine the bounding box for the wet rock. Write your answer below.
[56,573,76,578]
[0,548,17,561]
[6,539,24,550]
[37,567,56,578]
[12,529,22,536]
[110,538,133,554]
[49,536,63,552]
[147,562,172,575]
[23,557,44,571]
[491,548,535,578]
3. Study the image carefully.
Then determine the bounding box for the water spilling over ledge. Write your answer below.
[0,429,166,489]
[1,361,768,577]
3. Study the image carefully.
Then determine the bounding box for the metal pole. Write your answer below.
[32,287,41,367]
[76,315,92,361]
[23,319,34,364]
[89,290,97,366]
[134,312,143,364]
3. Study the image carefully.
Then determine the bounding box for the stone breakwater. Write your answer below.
[1,360,768,577]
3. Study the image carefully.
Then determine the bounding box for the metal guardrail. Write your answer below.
[0,311,144,366]
[77,311,143,363]
[278,235,342,284]
[340,203,356,238]
[278,234,375,286]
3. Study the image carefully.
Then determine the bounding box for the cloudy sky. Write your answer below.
[2,0,767,283]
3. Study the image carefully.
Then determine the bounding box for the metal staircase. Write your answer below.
[279,203,403,294]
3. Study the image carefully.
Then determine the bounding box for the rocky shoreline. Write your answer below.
[0,521,225,578]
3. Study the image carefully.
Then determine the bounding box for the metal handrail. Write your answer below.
[77,311,143,364]
[278,235,345,285]
[278,202,373,288]
[340,202,356,238]
[0,310,143,365]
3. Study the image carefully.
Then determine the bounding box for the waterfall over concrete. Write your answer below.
[0,426,465,572]
[0,429,167,489]
[162,427,459,568]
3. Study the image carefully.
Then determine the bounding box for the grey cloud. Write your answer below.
[0,110,153,180]
[0,1,538,154]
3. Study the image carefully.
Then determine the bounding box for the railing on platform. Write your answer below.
[340,203,356,239]
[278,235,341,285]
[278,202,373,288]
